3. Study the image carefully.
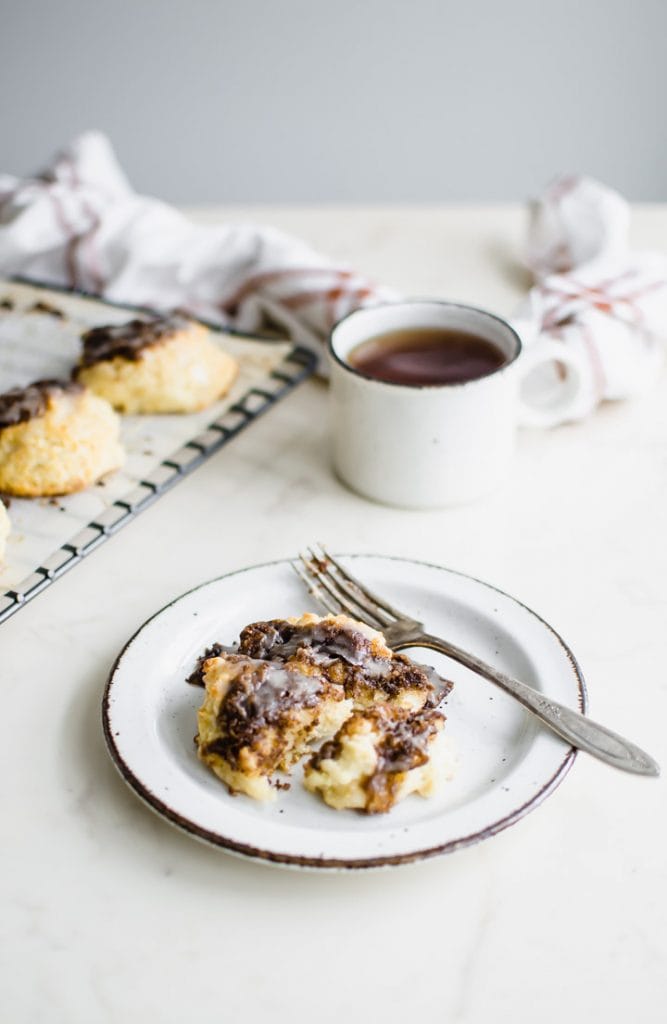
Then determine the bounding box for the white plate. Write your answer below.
[103,555,586,870]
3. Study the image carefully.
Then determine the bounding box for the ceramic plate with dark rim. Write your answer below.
[102,555,586,870]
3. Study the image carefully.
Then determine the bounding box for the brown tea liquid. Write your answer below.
[348,326,506,386]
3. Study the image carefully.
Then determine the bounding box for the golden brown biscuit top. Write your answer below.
[0,379,83,430]
[77,314,191,368]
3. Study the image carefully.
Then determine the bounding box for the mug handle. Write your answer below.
[517,339,587,428]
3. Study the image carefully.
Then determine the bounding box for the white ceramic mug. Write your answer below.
[328,300,579,508]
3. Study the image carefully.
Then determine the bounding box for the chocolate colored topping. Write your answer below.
[200,656,324,769]
[374,707,443,773]
[28,300,65,319]
[0,298,14,310]
[309,733,344,769]
[365,710,444,813]
[238,619,445,704]
[186,643,237,686]
[239,618,375,666]
[0,379,83,430]
[311,706,445,814]
[77,315,190,369]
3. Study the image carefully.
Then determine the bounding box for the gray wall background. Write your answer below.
[1,0,665,203]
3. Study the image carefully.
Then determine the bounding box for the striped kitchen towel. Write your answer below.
[511,175,667,424]
[0,132,395,357]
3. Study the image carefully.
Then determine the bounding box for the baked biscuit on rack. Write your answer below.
[195,652,353,801]
[0,379,124,497]
[74,315,238,414]
[303,704,453,813]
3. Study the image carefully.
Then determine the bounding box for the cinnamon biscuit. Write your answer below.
[196,653,353,801]
[0,380,124,497]
[74,315,238,413]
[303,704,454,813]
[190,613,455,808]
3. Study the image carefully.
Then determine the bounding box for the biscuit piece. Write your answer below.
[0,502,9,563]
[303,705,453,813]
[0,380,124,497]
[74,315,238,413]
[238,613,447,711]
[196,653,353,801]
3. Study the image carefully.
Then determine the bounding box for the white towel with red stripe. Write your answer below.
[513,176,667,424]
[0,134,665,425]
[0,132,395,354]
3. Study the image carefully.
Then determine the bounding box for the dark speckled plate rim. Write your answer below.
[102,554,587,871]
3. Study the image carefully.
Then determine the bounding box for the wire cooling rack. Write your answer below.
[0,280,316,625]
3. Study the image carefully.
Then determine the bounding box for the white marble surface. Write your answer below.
[2,205,666,1023]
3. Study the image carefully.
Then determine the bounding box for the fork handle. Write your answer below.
[402,633,659,776]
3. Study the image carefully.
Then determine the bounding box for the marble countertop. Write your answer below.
[3,205,666,1023]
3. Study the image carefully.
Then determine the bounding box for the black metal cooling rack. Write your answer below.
[0,283,316,625]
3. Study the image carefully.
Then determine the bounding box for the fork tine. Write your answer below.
[299,550,387,630]
[305,546,392,628]
[315,544,402,624]
[291,561,342,617]
[299,550,373,623]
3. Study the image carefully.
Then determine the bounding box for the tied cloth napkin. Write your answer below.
[515,176,667,425]
[1,132,666,426]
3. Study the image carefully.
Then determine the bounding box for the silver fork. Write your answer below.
[292,545,659,777]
